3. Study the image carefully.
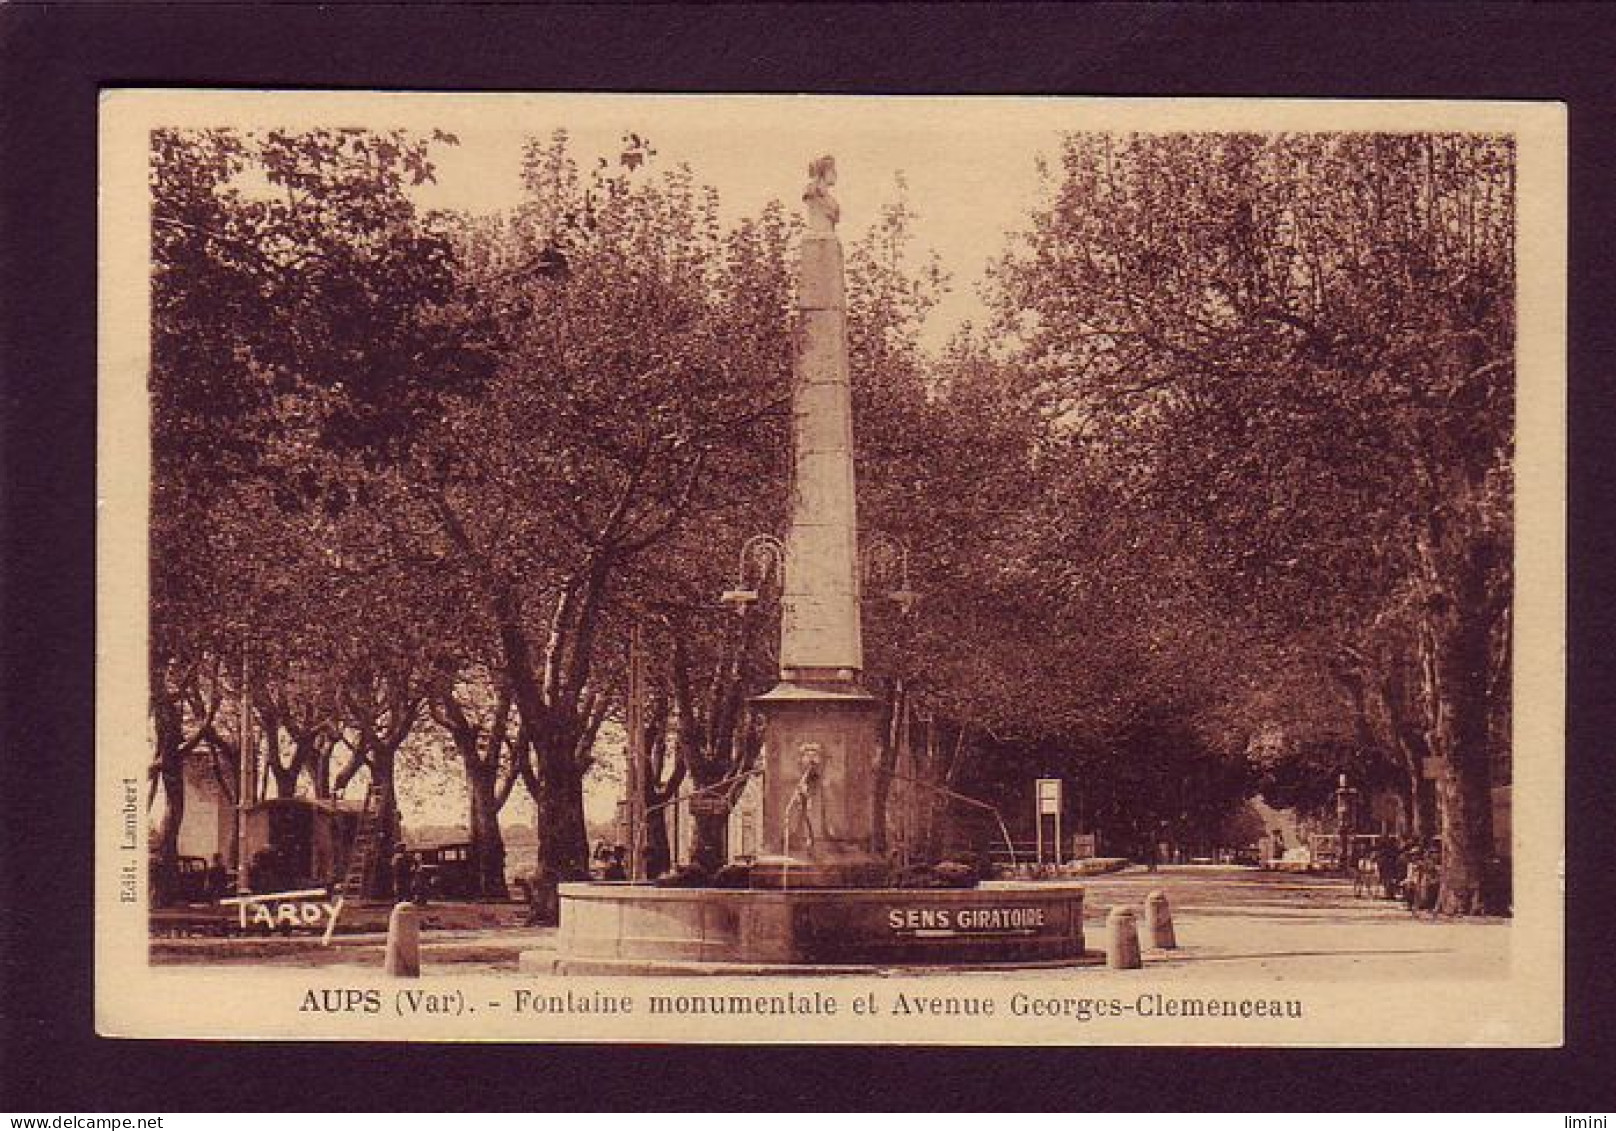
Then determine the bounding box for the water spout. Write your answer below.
[779,755,824,891]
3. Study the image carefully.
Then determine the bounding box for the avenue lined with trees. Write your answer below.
[150,126,1515,915]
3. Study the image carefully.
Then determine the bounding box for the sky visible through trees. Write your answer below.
[333,98,1066,353]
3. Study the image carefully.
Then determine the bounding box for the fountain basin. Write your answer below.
[529,881,1089,975]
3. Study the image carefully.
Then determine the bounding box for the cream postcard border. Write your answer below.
[96,91,1565,1044]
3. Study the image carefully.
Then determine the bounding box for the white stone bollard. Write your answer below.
[1143,889,1178,949]
[384,901,420,977]
[1105,906,1142,969]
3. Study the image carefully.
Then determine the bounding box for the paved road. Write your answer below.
[1083,863,1412,916]
[1043,864,1511,983]
[155,865,1509,982]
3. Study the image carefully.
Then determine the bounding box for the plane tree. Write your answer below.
[424,664,525,897]
[394,134,797,899]
[989,131,1515,911]
[148,126,488,879]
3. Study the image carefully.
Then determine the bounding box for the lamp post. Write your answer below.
[236,638,253,895]
[722,533,918,620]
[1335,772,1359,871]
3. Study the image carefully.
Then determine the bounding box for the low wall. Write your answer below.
[549,881,1086,972]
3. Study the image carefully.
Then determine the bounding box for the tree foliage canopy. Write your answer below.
[148,126,1516,912]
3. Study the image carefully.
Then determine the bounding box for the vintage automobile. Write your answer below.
[414,842,480,900]
[150,853,212,904]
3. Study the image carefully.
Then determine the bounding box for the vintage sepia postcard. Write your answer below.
[97,90,1565,1044]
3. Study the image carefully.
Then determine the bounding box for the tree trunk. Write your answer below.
[464,750,509,899]
[1434,758,1494,914]
[919,720,947,860]
[332,744,366,796]
[679,723,761,877]
[304,736,333,800]
[365,747,404,898]
[1429,638,1497,915]
[535,752,590,882]
[522,750,588,926]
[684,768,728,874]
[151,697,186,863]
[690,811,727,875]
[1406,766,1428,840]
[1421,537,1503,915]
[644,804,673,878]
[1378,665,1431,842]
[489,584,592,899]
[150,695,187,906]
[268,763,298,797]
[266,728,300,798]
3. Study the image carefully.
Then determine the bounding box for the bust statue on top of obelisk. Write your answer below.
[802,155,840,235]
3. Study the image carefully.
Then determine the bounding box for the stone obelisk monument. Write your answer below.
[535,160,1089,976]
[751,156,886,889]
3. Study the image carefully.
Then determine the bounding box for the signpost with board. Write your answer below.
[1034,778,1062,866]
[688,793,730,818]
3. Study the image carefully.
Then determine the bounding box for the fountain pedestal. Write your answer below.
[748,681,887,889]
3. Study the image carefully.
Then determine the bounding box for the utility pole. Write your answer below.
[625,621,646,879]
[235,639,253,893]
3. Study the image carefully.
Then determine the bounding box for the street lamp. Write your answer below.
[721,531,921,616]
[861,533,920,615]
[720,534,786,613]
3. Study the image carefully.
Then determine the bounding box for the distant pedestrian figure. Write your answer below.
[390,842,415,902]
[410,856,433,906]
[1375,837,1402,900]
[1146,840,1159,873]
[1353,852,1379,898]
[603,845,628,882]
[1418,842,1442,913]
[1402,842,1440,916]
[206,853,230,899]
[1397,841,1418,903]
[248,845,280,894]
